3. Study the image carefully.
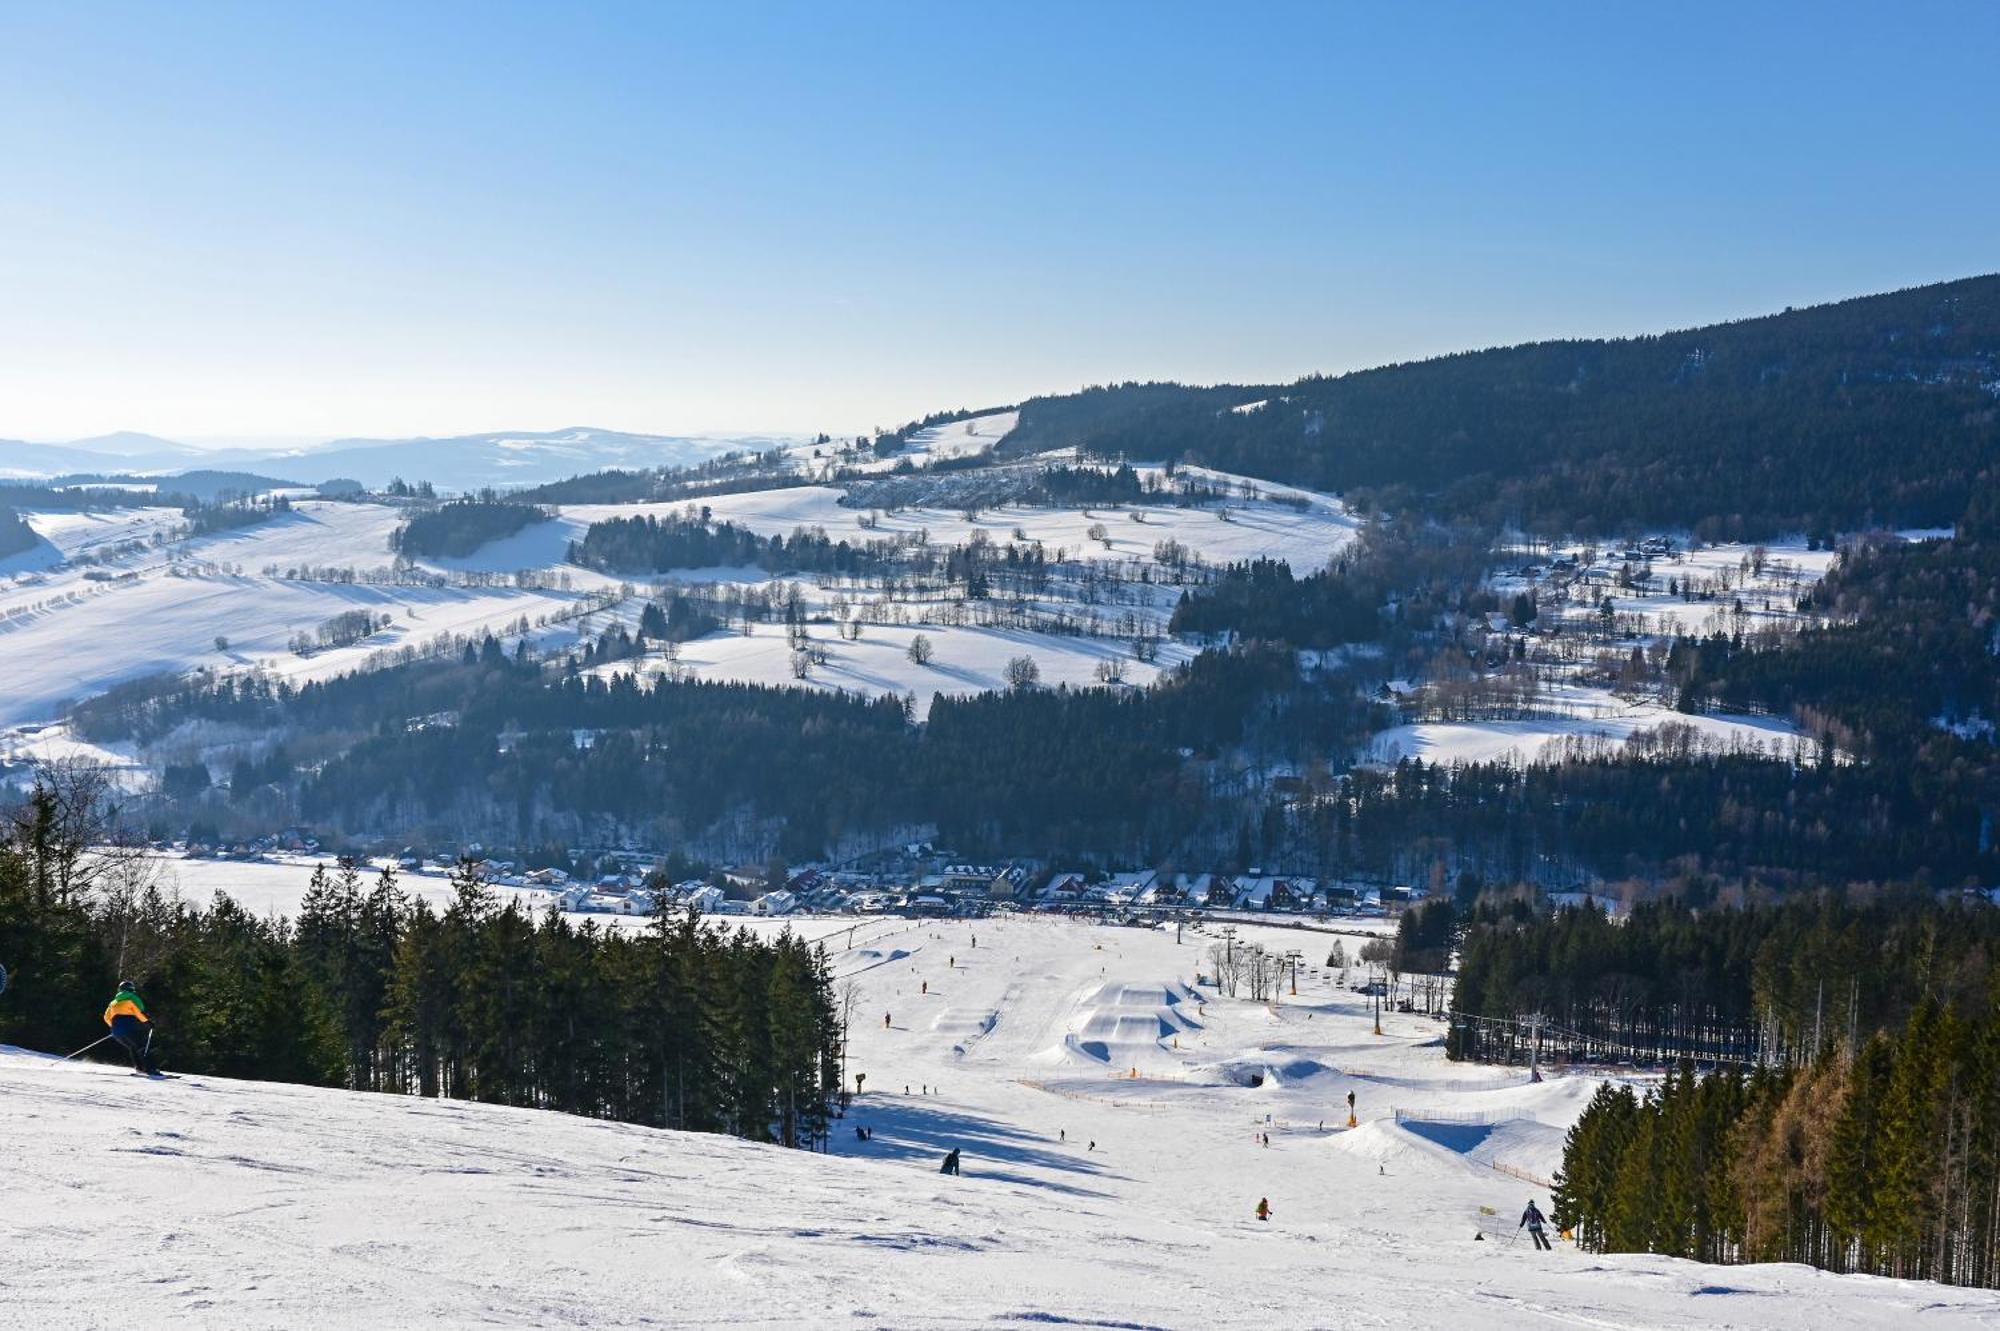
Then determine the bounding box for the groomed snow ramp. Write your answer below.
[1212,1054,1331,1089]
[1039,979,1204,1064]
[932,1007,999,1055]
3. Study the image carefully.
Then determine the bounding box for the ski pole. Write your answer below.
[62,1035,113,1061]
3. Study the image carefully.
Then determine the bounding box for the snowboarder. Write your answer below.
[939,1148,961,1176]
[1256,1197,1271,1222]
[1520,1199,1551,1251]
[103,979,160,1075]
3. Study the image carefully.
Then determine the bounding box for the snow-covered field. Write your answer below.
[903,408,1019,462]
[608,619,1197,719]
[0,562,589,727]
[1369,685,1818,768]
[4,914,1986,1329]
[0,467,1358,745]
[774,408,1021,480]
[0,506,185,573]
[1493,534,1867,641]
[578,477,1354,572]
[561,468,1354,713]
[0,501,626,732]
[1369,534,1887,769]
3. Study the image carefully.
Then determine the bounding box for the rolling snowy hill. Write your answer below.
[4,913,1989,1329]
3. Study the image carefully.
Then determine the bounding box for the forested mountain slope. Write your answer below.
[1017,275,2000,538]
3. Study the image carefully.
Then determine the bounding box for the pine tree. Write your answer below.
[1874,1002,1947,1277]
[1827,1036,1893,1271]
[1554,1081,1637,1250]
[383,901,451,1098]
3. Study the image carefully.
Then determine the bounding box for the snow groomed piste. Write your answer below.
[6,912,1991,1328]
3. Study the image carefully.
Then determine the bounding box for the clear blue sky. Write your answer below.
[1,1,1993,443]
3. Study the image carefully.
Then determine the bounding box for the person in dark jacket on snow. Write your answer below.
[939,1148,961,1176]
[103,980,160,1075]
[1520,1199,1551,1250]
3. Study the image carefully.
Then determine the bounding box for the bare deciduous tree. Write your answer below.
[1206,941,1246,997]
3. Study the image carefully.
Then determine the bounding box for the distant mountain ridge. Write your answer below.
[0,438,206,479]
[0,426,792,494]
[261,427,789,491]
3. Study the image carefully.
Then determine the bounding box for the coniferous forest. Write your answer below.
[1449,894,2000,1066]
[0,785,845,1148]
[390,499,553,559]
[1555,1016,2000,1289]
[1020,275,2000,539]
[0,504,37,559]
[1446,894,2000,1289]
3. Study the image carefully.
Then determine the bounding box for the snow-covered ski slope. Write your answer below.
[6,914,1989,1329]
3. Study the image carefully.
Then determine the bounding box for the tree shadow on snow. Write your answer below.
[835,1097,1118,1198]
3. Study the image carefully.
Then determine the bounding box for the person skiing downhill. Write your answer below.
[103,980,160,1075]
[1520,1199,1551,1250]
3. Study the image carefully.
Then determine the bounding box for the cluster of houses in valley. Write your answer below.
[172,835,1429,923]
[1032,870,1416,915]
[521,859,1425,922]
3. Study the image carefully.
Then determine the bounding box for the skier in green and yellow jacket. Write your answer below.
[103,980,160,1075]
